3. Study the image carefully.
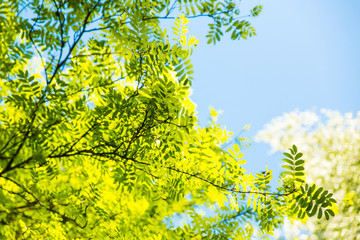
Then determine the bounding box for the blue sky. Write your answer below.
[183,0,360,176]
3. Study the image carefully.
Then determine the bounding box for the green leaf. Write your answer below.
[295,172,305,176]
[324,211,329,220]
[281,165,294,171]
[317,195,326,204]
[299,198,308,208]
[282,171,293,176]
[313,187,323,200]
[295,166,304,171]
[296,193,303,200]
[295,178,305,183]
[283,152,294,159]
[300,210,306,219]
[290,202,297,211]
[321,190,329,196]
[327,209,335,216]
[191,5,196,15]
[292,145,297,154]
[295,160,304,165]
[297,209,303,218]
[294,153,303,160]
[321,202,330,208]
[174,64,183,72]
[307,184,315,196]
[317,208,323,219]
[289,148,295,155]
[215,32,220,41]
[282,158,294,165]
[309,204,318,217]
[306,200,313,212]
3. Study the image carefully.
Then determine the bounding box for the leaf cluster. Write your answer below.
[279,146,337,222]
[0,1,336,239]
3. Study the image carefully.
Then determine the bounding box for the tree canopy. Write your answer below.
[0,1,336,239]
[256,109,359,239]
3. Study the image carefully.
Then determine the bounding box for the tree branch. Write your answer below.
[48,148,298,197]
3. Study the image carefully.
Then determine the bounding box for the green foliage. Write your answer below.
[0,1,335,239]
[250,6,263,17]
[281,145,306,183]
[256,110,359,239]
[282,147,336,220]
